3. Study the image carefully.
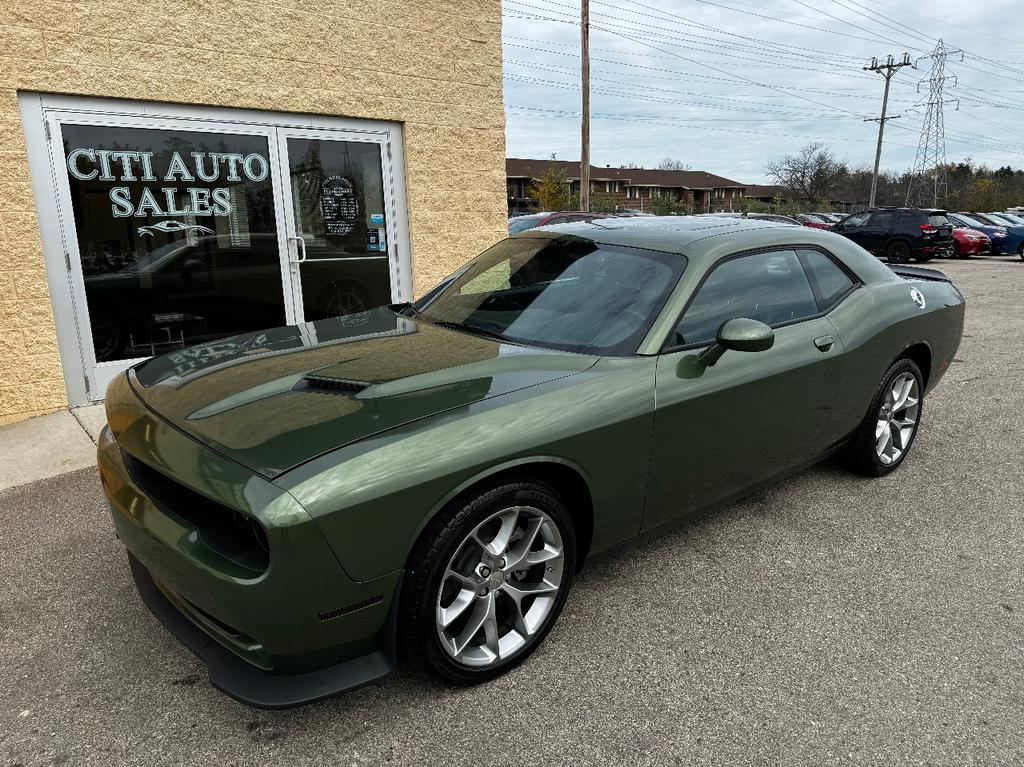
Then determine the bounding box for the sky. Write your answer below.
[502,0,1024,183]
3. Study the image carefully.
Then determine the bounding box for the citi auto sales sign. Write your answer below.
[66,147,268,218]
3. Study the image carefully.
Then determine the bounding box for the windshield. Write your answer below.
[985,213,1015,225]
[998,212,1024,225]
[119,240,194,273]
[415,236,686,356]
[953,214,985,228]
[508,215,545,234]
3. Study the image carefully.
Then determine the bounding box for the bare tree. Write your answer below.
[764,142,845,202]
[619,162,643,169]
[656,157,691,171]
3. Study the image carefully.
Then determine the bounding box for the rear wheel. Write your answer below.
[846,358,923,477]
[399,479,576,685]
[885,240,912,264]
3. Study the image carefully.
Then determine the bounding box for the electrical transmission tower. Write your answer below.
[906,40,962,207]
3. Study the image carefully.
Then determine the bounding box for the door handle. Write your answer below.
[287,235,307,264]
[814,334,835,352]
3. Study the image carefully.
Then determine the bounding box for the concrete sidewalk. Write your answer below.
[0,404,106,492]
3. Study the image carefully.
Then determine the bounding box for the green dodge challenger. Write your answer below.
[98,216,965,707]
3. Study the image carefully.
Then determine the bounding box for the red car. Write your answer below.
[508,211,610,235]
[950,226,992,258]
[794,213,834,229]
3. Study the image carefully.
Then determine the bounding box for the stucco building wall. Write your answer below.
[0,0,507,425]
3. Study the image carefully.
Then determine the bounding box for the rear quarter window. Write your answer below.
[799,250,857,310]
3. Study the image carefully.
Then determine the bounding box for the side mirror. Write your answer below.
[697,318,775,366]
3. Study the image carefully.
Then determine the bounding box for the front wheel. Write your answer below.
[885,240,912,264]
[399,479,576,685]
[846,358,924,476]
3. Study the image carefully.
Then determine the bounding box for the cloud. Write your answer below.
[503,0,1023,182]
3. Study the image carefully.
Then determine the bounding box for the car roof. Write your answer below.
[509,214,831,257]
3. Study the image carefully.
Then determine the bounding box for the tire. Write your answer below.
[953,241,970,260]
[846,358,924,477]
[90,311,124,361]
[885,240,912,264]
[1018,243,1024,261]
[398,479,577,686]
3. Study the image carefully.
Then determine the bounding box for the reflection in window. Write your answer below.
[674,250,818,346]
[62,124,286,362]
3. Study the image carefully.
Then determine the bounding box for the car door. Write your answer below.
[835,211,871,248]
[644,248,851,531]
[862,210,899,253]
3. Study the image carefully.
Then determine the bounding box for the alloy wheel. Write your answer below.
[436,505,564,667]
[875,372,920,465]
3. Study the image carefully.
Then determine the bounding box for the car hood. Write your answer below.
[129,308,598,477]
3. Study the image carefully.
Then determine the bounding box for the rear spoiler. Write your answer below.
[888,264,951,282]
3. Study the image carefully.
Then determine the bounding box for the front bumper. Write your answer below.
[127,552,398,708]
[99,373,402,707]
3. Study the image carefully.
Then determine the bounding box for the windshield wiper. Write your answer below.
[430,320,517,344]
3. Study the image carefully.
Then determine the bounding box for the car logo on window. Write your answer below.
[910,287,926,310]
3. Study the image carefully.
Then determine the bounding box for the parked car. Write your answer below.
[83,234,386,361]
[508,211,608,234]
[947,213,1012,256]
[794,213,834,229]
[949,227,991,258]
[693,212,801,225]
[988,211,1024,227]
[832,207,954,263]
[99,216,965,707]
[811,212,844,224]
[962,212,1024,258]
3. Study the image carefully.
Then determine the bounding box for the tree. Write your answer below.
[764,142,846,203]
[533,156,571,211]
[656,157,691,171]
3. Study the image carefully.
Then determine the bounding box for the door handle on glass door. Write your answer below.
[814,335,834,352]
[287,235,307,263]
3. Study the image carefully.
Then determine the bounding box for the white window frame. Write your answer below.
[19,93,413,405]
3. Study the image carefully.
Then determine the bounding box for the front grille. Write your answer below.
[120,449,269,574]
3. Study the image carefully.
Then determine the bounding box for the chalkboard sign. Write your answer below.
[320,175,358,235]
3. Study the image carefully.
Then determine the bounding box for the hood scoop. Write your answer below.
[294,375,369,396]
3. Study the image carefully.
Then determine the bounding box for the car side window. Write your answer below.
[798,250,856,310]
[840,212,870,228]
[869,211,897,228]
[672,250,819,347]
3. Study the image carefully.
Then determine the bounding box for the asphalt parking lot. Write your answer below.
[2,256,1022,767]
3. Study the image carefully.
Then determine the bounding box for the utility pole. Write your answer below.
[579,0,590,212]
[864,53,911,208]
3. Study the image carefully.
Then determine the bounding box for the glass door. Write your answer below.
[50,117,296,398]
[37,98,410,404]
[277,130,400,322]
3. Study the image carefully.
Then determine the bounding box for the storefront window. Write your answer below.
[62,125,286,362]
